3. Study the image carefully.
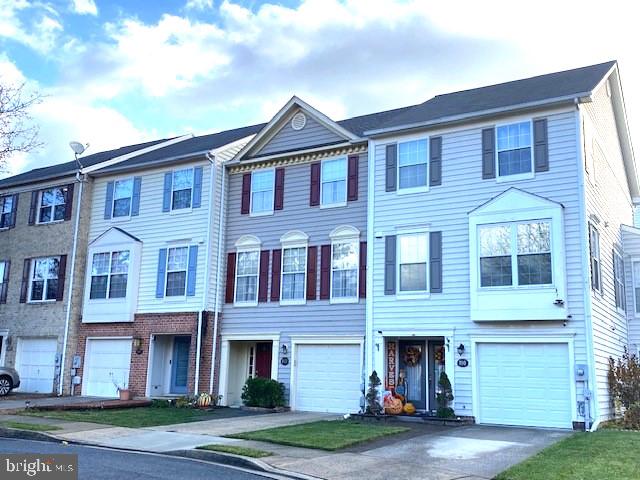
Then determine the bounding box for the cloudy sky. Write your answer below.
[0,0,638,177]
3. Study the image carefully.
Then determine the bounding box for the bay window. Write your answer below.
[479,220,552,287]
[90,251,130,299]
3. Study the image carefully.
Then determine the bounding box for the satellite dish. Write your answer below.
[69,141,86,155]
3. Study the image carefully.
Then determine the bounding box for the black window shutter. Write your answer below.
[274,168,285,210]
[20,258,30,303]
[429,137,442,186]
[385,144,397,192]
[310,163,321,206]
[306,246,317,300]
[225,253,236,303]
[56,255,67,301]
[9,193,18,228]
[63,184,74,221]
[258,250,270,302]
[429,231,442,293]
[241,173,251,214]
[0,260,9,303]
[347,155,359,201]
[270,249,282,301]
[482,128,496,179]
[359,241,367,298]
[319,245,331,299]
[28,191,38,225]
[534,118,549,172]
[384,235,396,295]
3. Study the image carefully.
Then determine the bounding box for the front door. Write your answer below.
[398,340,426,410]
[255,342,272,378]
[170,336,190,394]
[428,340,446,413]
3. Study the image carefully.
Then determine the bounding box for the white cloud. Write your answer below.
[71,0,98,16]
[185,0,213,10]
[0,0,63,54]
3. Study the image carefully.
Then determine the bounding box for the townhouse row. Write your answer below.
[1,60,638,430]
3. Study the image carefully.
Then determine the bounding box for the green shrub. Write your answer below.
[365,371,382,415]
[241,377,285,408]
[150,399,172,408]
[436,372,455,418]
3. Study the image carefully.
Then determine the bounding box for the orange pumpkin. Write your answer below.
[403,403,416,415]
[384,396,403,415]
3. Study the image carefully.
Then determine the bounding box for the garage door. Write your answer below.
[84,338,132,397]
[477,343,572,428]
[294,344,361,413]
[15,338,57,393]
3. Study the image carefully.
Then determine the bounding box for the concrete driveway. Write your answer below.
[263,424,571,480]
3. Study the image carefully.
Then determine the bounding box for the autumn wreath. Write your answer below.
[403,346,422,366]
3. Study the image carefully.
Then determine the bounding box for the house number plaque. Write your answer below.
[457,358,469,368]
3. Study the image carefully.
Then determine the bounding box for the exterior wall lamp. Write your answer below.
[133,337,143,355]
[457,343,465,356]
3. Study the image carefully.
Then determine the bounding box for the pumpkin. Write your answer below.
[403,403,416,415]
[384,396,403,415]
[197,393,212,408]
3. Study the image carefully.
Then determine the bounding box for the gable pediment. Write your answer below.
[235,96,358,162]
[469,188,563,217]
[90,227,141,248]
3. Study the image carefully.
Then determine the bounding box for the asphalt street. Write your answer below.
[0,438,273,480]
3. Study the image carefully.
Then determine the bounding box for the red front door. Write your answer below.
[255,342,273,378]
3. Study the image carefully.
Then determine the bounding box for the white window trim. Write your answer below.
[396,228,430,299]
[164,245,189,300]
[631,258,640,317]
[88,250,130,302]
[495,119,535,183]
[590,224,602,294]
[477,219,553,290]
[111,177,134,220]
[249,168,275,217]
[234,235,262,307]
[396,135,429,195]
[329,230,360,304]
[613,249,626,314]
[35,188,66,225]
[320,156,348,209]
[170,168,195,213]
[27,256,59,303]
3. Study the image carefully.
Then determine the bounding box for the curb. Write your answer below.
[0,428,318,480]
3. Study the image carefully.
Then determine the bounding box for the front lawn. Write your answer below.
[495,430,640,480]
[197,444,272,458]
[24,407,219,428]
[0,421,62,432]
[226,420,409,451]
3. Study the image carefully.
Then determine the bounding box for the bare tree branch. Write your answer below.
[0,79,43,173]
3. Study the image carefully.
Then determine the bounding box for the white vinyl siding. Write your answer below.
[88,162,211,313]
[372,108,588,419]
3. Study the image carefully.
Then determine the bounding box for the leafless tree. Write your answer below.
[0,79,43,173]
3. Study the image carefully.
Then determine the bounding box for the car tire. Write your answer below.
[0,375,12,396]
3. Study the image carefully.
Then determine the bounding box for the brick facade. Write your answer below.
[74,311,214,397]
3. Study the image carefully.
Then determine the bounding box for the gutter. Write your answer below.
[209,160,225,395]
[364,93,593,137]
[58,171,85,396]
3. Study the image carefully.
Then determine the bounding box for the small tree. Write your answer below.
[436,371,455,418]
[608,349,640,413]
[365,370,382,415]
[0,80,42,172]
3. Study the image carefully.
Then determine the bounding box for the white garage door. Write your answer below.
[84,338,132,397]
[15,338,57,393]
[294,344,361,413]
[477,343,572,428]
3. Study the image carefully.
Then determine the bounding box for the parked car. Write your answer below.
[0,367,20,396]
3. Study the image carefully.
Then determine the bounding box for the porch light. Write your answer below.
[281,344,288,355]
[457,343,465,356]
[133,337,143,355]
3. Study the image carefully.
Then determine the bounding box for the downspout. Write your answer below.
[575,99,599,431]
[209,159,226,395]
[194,154,217,395]
[58,171,84,396]
[365,139,376,378]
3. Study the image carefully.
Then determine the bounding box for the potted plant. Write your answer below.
[112,375,131,401]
